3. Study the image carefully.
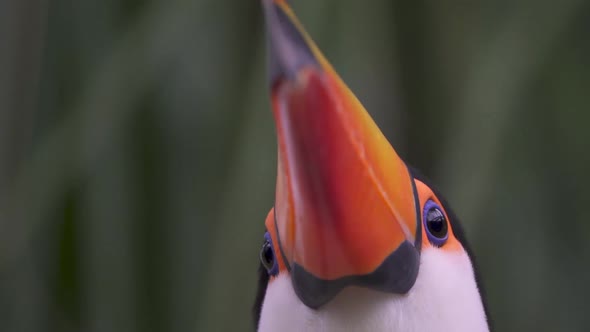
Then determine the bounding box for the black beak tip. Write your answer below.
[262,0,319,86]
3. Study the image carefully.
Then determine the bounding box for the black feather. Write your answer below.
[253,258,270,330]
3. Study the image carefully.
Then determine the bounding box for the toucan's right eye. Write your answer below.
[423,200,449,247]
[260,232,278,276]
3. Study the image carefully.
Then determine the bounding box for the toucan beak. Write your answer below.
[263,0,420,308]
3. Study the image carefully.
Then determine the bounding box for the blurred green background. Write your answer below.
[1,0,589,331]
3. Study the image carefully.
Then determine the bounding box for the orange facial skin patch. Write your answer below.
[414,180,462,252]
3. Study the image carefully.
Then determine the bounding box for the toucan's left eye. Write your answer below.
[260,232,278,276]
[423,200,449,246]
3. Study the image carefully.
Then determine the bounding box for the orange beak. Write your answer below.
[263,0,421,308]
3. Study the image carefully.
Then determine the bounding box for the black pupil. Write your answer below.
[261,241,274,269]
[426,208,447,238]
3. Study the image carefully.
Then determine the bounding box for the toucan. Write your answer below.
[253,1,491,331]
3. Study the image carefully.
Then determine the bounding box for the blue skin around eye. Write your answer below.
[264,232,279,276]
[423,200,449,247]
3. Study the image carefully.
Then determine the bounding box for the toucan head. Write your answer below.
[254,1,490,331]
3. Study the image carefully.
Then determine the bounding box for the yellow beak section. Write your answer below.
[263,0,420,308]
